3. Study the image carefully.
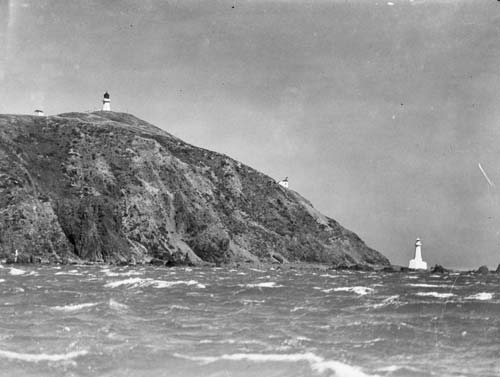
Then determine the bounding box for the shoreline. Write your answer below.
[2,258,498,275]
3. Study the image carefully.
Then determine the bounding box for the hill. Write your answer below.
[0,111,389,267]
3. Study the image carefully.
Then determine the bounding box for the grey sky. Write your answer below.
[1,0,500,268]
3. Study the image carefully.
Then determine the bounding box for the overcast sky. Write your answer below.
[1,0,500,268]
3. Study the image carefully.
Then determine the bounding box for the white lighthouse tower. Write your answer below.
[409,237,428,270]
[278,177,289,188]
[102,91,111,111]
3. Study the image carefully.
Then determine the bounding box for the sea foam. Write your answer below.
[103,270,143,277]
[334,287,374,295]
[465,292,494,301]
[416,292,455,298]
[105,278,205,289]
[0,349,88,362]
[241,282,283,288]
[9,268,26,275]
[174,352,378,377]
[51,303,98,312]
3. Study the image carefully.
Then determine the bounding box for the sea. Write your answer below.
[0,264,498,377]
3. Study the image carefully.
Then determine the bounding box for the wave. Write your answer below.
[51,303,98,312]
[372,295,400,308]
[55,271,83,276]
[0,279,4,283]
[173,352,378,377]
[240,282,283,288]
[407,283,444,288]
[334,287,374,295]
[248,268,265,273]
[170,305,190,310]
[465,292,494,301]
[375,364,423,374]
[103,270,143,277]
[105,278,205,289]
[319,274,338,278]
[0,349,88,362]
[416,292,455,298]
[9,268,26,275]
[109,298,128,310]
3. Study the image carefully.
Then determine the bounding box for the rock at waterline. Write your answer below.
[430,264,449,274]
[475,265,489,274]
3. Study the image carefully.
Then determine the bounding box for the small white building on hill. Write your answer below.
[102,91,111,111]
[278,177,289,188]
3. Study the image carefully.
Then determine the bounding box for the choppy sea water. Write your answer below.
[0,264,499,377]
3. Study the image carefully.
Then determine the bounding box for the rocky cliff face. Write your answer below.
[0,111,389,267]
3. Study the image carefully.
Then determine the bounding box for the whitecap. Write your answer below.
[241,299,266,305]
[105,277,147,288]
[0,279,4,283]
[241,282,283,288]
[109,298,128,310]
[102,270,143,277]
[248,268,265,273]
[407,283,443,288]
[173,352,377,377]
[375,364,423,374]
[416,292,455,298]
[170,305,190,310]
[319,274,338,278]
[153,280,205,289]
[0,349,88,362]
[465,292,494,301]
[9,268,26,275]
[105,278,205,289]
[372,295,400,309]
[334,287,374,295]
[55,271,83,276]
[52,303,98,312]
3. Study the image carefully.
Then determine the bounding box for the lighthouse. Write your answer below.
[102,91,111,111]
[409,237,428,270]
[278,177,289,188]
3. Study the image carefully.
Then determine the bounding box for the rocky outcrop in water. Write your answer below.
[430,264,449,274]
[475,265,490,274]
[0,111,390,267]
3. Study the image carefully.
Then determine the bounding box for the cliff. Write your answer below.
[0,111,389,267]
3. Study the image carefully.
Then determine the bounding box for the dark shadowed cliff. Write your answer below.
[0,111,389,267]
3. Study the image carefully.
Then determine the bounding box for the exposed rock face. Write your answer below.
[0,112,390,267]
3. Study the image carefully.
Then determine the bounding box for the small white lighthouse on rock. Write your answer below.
[102,91,111,111]
[409,237,428,270]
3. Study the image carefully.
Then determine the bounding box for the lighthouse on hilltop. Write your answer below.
[102,91,111,111]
